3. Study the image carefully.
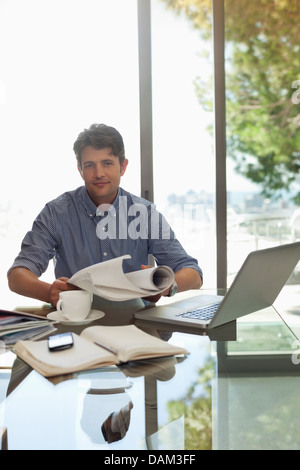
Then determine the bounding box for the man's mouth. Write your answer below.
[93,181,109,187]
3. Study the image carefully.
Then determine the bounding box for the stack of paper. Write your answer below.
[0,309,56,347]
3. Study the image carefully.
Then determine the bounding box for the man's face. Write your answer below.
[78,146,128,206]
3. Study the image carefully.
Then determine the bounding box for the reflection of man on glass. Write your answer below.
[80,387,134,446]
[101,401,134,443]
[7,124,202,307]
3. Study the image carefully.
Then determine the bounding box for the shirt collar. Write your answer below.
[80,186,121,217]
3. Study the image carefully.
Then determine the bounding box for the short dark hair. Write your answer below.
[73,123,125,167]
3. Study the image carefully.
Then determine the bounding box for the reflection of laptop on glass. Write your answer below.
[135,242,300,330]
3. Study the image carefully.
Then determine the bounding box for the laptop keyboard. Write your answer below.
[176,302,221,321]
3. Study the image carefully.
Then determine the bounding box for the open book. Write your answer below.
[68,255,175,301]
[13,324,188,377]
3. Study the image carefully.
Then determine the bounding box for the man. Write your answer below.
[7,124,203,307]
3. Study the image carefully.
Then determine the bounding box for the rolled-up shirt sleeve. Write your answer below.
[7,204,57,278]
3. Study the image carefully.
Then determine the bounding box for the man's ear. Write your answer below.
[120,158,129,176]
[78,165,83,179]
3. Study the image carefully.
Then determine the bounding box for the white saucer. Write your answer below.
[47,309,105,325]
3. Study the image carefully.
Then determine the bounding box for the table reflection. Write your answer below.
[1,293,300,449]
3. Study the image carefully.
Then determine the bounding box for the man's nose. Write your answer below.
[94,164,105,178]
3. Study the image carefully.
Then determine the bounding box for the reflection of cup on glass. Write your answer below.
[56,290,92,321]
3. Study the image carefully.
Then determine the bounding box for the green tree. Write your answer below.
[160,0,300,203]
[167,358,214,450]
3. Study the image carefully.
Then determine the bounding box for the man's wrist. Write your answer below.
[166,282,178,297]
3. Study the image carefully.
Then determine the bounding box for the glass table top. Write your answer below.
[0,291,300,451]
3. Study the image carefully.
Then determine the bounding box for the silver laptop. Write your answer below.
[135,242,300,330]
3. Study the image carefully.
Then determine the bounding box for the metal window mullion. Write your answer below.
[137,0,154,203]
[213,0,227,289]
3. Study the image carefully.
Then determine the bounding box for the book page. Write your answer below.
[80,325,188,363]
[14,334,117,377]
[69,255,174,301]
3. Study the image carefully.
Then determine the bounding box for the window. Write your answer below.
[151,0,216,287]
[1,0,299,311]
[225,0,300,284]
[0,0,140,306]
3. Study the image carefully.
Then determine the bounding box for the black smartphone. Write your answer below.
[48,332,74,352]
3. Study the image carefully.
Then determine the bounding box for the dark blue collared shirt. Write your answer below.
[9,186,203,280]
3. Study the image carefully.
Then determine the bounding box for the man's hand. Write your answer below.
[48,277,78,308]
[140,265,202,304]
[7,268,79,309]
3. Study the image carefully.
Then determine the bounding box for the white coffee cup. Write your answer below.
[56,290,93,321]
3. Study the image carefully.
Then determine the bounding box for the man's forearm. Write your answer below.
[174,268,203,293]
[7,267,51,303]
